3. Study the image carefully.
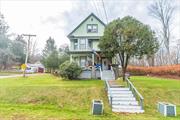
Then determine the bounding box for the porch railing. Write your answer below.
[99,66,102,80]
[125,76,144,110]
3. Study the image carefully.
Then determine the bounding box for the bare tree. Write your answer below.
[148,0,175,54]
[176,39,180,64]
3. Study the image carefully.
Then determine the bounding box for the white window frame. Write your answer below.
[79,39,86,50]
[87,24,98,33]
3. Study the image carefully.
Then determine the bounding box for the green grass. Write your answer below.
[0,74,179,120]
[0,71,22,76]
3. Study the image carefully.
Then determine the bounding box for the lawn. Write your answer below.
[0,74,179,120]
[0,71,21,76]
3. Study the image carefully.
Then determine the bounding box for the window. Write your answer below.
[80,56,86,67]
[79,39,86,50]
[74,57,78,64]
[87,24,98,33]
[87,25,92,32]
[88,39,92,49]
[74,39,78,50]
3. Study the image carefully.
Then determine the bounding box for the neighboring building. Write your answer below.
[68,13,114,79]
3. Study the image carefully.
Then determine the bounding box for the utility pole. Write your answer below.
[22,34,36,64]
[21,34,36,77]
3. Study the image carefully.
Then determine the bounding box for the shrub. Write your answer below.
[127,65,180,76]
[59,61,82,79]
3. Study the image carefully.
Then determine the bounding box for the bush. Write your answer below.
[59,61,82,79]
[127,65,180,76]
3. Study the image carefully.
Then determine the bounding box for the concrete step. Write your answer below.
[112,105,141,110]
[108,91,132,94]
[108,94,134,97]
[112,101,138,106]
[112,108,144,113]
[110,85,125,88]
[111,97,136,101]
[109,88,129,91]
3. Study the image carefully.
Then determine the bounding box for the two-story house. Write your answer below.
[67,13,112,79]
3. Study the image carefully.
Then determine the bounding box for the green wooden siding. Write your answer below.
[71,15,105,37]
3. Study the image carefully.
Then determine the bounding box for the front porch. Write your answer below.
[70,52,112,79]
[70,53,111,70]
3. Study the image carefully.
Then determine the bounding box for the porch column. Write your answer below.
[70,54,73,62]
[92,53,95,78]
[78,56,80,66]
[77,38,79,50]
[92,53,94,66]
[86,38,88,50]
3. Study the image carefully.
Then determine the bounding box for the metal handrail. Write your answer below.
[126,77,144,110]
[105,81,113,107]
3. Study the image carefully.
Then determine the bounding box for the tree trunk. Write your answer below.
[119,53,129,82]
[122,67,126,81]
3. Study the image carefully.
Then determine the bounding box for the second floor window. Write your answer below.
[79,39,86,50]
[88,39,92,49]
[74,39,78,50]
[87,24,98,33]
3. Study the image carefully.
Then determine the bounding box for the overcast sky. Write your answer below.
[0,0,180,52]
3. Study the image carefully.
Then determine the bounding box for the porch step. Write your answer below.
[101,70,115,81]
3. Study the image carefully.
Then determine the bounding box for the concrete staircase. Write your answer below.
[108,87,144,113]
[100,67,144,113]
[101,70,115,81]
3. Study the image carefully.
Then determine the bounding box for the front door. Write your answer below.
[102,59,109,70]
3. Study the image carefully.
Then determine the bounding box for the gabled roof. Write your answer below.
[67,13,106,38]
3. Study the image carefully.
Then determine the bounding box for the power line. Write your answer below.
[92,0,103,19]
[92,0,100,17]
[101,0,108,24]
[93,0,104,22]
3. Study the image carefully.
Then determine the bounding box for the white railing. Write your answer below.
[126,77,144,110]
[110,66,115,80]
[105,80,113,107]
[69,48,92,51]
[99,66,103,80]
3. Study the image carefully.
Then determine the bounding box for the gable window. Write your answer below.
[87,24,98,33]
